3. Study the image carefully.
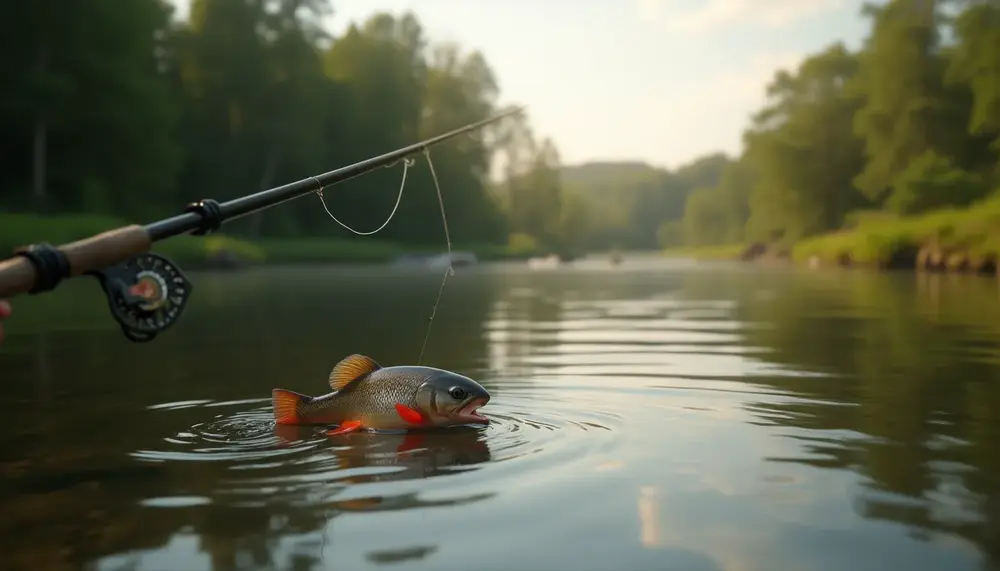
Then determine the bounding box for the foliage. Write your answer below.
[661,243,746,260]
[656,220,683,249]
[886,150,985,215]
[793,193,1000,266]
[0,212,126,252]
[947,2,1000,155]
[670,0,1000,255]
[3,0,1000,261]
[0,1,567,257]
[507,233,539,256]
[682,187,730,246]
[558,154,731,251]
[744,44,868,241]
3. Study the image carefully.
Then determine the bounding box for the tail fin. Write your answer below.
[272,389,311,425]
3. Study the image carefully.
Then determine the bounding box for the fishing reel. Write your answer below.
[91,253,193,343]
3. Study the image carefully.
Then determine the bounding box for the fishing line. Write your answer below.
[313,148,454,365]
[315,158,414,235]
[416,146,453,366]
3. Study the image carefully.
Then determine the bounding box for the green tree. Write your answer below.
[557,154,730,251]
[0,0,181,217]
[743,44,868,240]
[416,42,506,245]
[682,186,731,246]
[886,149,985,215]
[714,158,754,243]
[557,191,591,253]
[851,0,978,203]
[314,12,427,240]
[947,1,1000,175]
[506,137,564,251]
[174,0,275,208]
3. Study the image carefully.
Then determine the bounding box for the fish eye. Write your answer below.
[449,387,467,400]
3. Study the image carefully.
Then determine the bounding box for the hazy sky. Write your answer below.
[172,0,875,169]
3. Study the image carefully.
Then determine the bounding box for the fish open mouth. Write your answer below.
[454,397,490,424]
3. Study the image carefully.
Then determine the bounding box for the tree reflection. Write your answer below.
[681,270,1000,567]
[482,271,573,379]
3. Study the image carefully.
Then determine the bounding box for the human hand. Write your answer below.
[0,300,10,344]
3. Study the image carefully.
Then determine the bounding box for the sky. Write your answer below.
[171,0,877,170]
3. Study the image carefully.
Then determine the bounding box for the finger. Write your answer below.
[0,300,10,317]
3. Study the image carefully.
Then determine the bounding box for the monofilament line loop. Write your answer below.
[417,146,454,366]
[309,146,451,366]
[315,158,414,235]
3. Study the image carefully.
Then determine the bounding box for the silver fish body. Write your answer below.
[272,355,491,432]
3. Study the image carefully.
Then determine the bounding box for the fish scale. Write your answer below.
[329,369,425,426]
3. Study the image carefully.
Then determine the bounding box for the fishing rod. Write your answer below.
[0,106,525,343]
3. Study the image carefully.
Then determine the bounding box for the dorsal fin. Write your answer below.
[329,354,381,390]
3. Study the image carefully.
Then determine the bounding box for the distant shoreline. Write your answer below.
[664,241,999,277]
[662,197,1000,278]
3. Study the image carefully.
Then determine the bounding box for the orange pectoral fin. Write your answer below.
[326,420,363,436]
[395,403,426,426]
[272,389,311,425]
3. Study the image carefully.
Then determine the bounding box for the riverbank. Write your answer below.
[663,195,1000,275]
[661,243,747,261]
[0,213,532,268]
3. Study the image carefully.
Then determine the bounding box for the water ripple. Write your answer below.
[12,262,1000,571]
[128,285,830,527]
[132,399,319,464]
[130,388,622,510]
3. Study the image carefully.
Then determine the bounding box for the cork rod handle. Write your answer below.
[0,225,153,298]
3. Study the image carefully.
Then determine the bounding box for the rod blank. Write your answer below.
[0,106,525,299]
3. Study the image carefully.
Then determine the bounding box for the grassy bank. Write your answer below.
[792,196,1000,271]
[661,243,747,260]
[0,213,532,268]
[664,194,1000,274]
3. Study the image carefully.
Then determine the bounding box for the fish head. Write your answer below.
[414,370,491,426]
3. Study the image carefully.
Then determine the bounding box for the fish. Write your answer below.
[271,353,491,435]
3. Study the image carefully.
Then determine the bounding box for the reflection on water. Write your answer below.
[638,486,664,549]
[1,260,1000,570]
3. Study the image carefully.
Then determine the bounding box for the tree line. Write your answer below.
[558,0,1000,252]
[0,0,573,252]
[677,0,1000,247]
[5,0,995,255]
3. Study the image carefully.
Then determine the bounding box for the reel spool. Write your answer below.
[91,253,193,343]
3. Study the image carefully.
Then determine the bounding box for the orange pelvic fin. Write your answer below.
[272,389,311,425]
[395,403,426,425]
[326,420,363,436]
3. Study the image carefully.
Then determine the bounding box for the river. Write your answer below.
[1,257,999,571]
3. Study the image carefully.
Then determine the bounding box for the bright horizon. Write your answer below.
[170,0,875,170]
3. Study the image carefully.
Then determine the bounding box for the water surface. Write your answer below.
[2,257,1000,571]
